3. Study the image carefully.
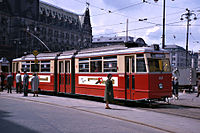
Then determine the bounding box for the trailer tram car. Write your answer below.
[12,50,76,93]
[12,45,172,101]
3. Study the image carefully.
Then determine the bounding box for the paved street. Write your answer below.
[0,91,200,133]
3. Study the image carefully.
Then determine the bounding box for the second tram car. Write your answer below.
[0,57,10,88]
[12,45,172,101]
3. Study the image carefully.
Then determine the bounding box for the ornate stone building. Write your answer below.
[0,0,92,61]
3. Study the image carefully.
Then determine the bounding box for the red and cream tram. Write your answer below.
[12,45,172,101]
[12,50,76,94]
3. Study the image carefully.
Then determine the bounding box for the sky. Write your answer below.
[41,0,200,52]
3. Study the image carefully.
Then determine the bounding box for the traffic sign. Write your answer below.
[32,50,39,56]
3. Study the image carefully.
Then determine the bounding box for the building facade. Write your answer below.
[0,0,92,61]
[165,45,198,70]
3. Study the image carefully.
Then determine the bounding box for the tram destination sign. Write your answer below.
[151,54,165,58]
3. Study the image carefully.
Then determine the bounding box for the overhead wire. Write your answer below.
[73,0,200,40]
[93,25,157,37]
[145,0,185,10]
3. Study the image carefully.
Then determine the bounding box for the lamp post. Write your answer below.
[180,8,197,67]
[26,26,51,52]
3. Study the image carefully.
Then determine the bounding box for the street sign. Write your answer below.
[32,50,39,56]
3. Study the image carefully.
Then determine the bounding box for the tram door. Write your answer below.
[58,61,65,93]
[125,56,135,100]
[58,61,71,93]
[65,61,71,93]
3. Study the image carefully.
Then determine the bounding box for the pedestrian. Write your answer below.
[31,73,39,97]
[173,77,179,99]
[196,76,200,97]
[6,72,13,93]
[0,72,5,91]
[104,73,114,109]
[172,76,176,98]
[23,70,29,96]
[16,71,22,93]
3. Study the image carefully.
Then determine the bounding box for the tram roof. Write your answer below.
[75,45,169,58]
[13,50,77,61]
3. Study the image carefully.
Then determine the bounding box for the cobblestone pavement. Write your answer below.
[169,92,200,108]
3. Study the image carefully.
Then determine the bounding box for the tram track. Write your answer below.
[2,95,175,133]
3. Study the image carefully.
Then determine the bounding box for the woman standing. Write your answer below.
[104,74,114,109]
[31,73,39,97]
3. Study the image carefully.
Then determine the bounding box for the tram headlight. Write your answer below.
[159,83,163,89]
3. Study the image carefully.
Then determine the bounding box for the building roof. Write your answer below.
[165,45,185,51]
[39,1,89,26]
[92,36,134,43]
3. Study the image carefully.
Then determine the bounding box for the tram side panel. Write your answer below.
[75,73,126,99]
[38,73,55,92]
[148,73,172,99]
[134,74,149,100]
[134,73,172,100]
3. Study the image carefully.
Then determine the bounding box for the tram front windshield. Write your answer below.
[148,58,170,72]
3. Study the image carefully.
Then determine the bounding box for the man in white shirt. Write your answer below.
[16,71,22,93]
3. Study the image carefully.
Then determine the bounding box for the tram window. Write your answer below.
[90,61,102,72]
[41,61,50,72]
[65,61,70,73]
[16,63,19,72]
[22,64,30,72]
[136,54,144,57]
[31,64,39,72]
[59,61,64,73]
[79,58,89,61]
[79,62,89,72]
[163,60,170,72]
[104,56,117,60]
[132,57,135,73]
[125,57,129,73]
[2,66,9,72]
[41,64,50,72]
[148,59,170,72]
[104,61,117,72]
[136,58,146,72]
[91,57,101,61]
